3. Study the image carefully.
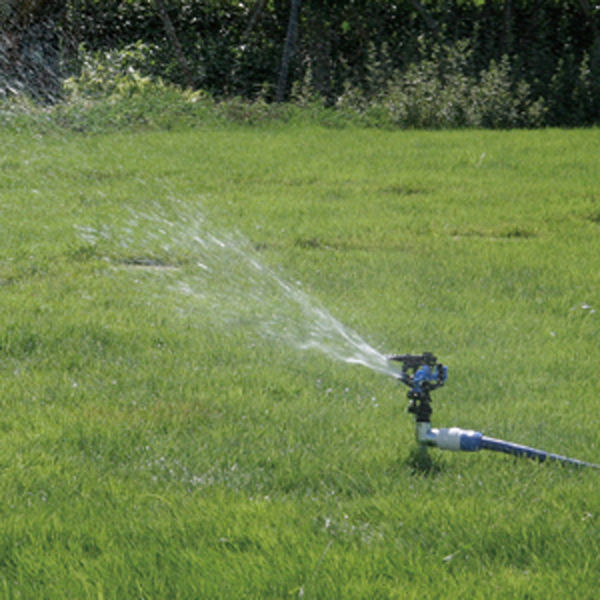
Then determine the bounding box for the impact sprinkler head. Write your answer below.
[388,352,447,424]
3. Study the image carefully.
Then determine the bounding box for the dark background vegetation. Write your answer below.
[1,0,599,127]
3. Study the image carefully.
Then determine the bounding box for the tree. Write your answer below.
[276,0,301,101]
[153,0,195,88]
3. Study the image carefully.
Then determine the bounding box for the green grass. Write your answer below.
[1,123,600,598]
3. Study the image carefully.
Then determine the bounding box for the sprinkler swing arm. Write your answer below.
[388,353,600,469]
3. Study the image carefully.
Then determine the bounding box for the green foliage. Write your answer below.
[337,41,546,129]
[0,38,551,132]
[2,0,600,125]
[0,42,216,133]
[62,41,158,100]
[55,42,203,131]
[469,57,546,128]
[549,45,600,126]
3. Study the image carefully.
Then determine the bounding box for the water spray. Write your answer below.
[389,353,600,469]
[83,207,599,471]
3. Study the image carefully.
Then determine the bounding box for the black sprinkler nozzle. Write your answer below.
[388,352,438,368]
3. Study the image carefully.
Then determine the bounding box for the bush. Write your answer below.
[61,41,158,101]
[0,41,213,133]
[0,42,296,133]
[0,38,550,133]
[469,57,546,128]
[336,41,546,129]
[59,42,222,131]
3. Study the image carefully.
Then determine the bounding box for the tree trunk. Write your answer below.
[276,0,301,102]
[153,0,195,88]
[241,0,267,44]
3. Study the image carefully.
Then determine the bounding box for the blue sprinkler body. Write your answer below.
[388,353,600,469]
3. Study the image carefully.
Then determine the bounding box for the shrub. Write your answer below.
[62,41,160,101]
[468,57,546,128]
[52,42,216,131]
[336,40,546,129]
[0,38,549,133]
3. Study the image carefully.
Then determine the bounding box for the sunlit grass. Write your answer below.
[1,124,599,598]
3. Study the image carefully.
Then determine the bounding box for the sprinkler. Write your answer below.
[388,352,600,469]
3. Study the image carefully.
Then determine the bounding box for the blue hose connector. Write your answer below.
[416,423,600,468]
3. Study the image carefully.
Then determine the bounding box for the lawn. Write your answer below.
[1,123,599,598]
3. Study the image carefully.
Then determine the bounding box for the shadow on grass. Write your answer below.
[405,445,445,476]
